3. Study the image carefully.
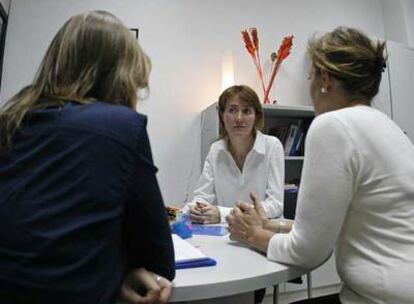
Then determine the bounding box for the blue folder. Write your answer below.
[191,225,228,236]
[175,257,217,269]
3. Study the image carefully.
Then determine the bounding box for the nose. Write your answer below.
[236,110,243,120]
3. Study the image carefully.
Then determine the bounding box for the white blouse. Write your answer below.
[184,131,285,222]
[267,106,414,304]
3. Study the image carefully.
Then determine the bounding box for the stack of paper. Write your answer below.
[172,234,216,269]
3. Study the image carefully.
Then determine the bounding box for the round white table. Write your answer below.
[169,234,307,303]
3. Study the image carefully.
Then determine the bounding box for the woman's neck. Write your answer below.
[227,134,256,171]
[316,95,369,115]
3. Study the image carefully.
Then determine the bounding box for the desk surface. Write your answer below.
[169,234,306,302]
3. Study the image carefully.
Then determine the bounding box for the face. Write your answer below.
[222,96,256,139]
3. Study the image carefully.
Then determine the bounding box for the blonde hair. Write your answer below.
[307,26,386,103]
[0,10,151,150]
[217,85,264,139]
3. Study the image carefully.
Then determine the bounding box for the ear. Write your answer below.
[321,70,332,92]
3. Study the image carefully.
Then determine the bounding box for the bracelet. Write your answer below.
[278,220,288,233]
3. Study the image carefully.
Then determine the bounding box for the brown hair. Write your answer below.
[0,10,151,150]
[217,85,264,138]
[307,26,386,104]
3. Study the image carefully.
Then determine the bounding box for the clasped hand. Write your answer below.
[189,202,220,224]
[225,192,267,244]
[118,268,173,304]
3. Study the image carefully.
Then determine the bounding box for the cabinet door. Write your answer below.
[387,41,414,143]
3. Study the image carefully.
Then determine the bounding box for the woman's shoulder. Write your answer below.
[82,101,145,127]
[66,101,145,132]
[306,108,363,146]
[60,101,148,150]
[209,138,226,151]
[310,106,380,134]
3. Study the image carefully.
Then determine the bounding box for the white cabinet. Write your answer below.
[200,103,219,166]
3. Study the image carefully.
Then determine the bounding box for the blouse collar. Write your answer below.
[217,130,266,155]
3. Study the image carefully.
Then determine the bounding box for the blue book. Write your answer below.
[289,121,304,156]
[176,257,217,269]
[284,124,298,155]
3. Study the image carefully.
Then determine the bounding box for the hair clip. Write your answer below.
[378,57,387,73]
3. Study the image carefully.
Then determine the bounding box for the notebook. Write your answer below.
[172,234,217,269]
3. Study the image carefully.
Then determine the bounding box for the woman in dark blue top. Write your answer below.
[0,11,175,304]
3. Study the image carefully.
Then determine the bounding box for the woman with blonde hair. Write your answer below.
[227,27,414,303]
[0,11,174,304]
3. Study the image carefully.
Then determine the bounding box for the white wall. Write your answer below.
[1,0,388,205]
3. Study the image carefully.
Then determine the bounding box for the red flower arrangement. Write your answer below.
[241,28,294,104]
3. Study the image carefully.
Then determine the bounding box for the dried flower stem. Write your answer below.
[253,57,267,99]
[250,28,267,99]
[263,35,294,104]
[242,28,266,99]
[241,30,293,104]
[263,61,282,104]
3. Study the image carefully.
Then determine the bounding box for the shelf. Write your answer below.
[263,104,315,118]
[285,156,304,161]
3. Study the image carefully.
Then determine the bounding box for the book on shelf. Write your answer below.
[284,183,299,192]
[268,125,290,144]
[284,124,298,155]
[172,234,216,269]
[267,119,309,157]
[288,120,304,156]
[284,182,300,219]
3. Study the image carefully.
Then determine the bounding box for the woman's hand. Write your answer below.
[118,268,173,304]
[189,202,220,224]
[226,204,263,242]
[226,192,274,252]
[240,192,268,225]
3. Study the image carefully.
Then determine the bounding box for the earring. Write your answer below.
[320,87,327,94]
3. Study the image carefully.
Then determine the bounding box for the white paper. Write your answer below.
[172,234,207,263]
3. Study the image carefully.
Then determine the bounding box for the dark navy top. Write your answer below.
[0,101,175,304]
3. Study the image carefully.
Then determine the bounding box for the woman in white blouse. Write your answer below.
[185,85,285,224]
[227,27,414,304]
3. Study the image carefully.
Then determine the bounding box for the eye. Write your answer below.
[227,107,238,114]
[242,108,254,115]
